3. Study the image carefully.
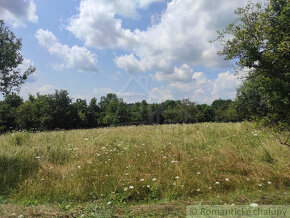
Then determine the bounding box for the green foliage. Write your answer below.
[0,21,35,96]
[216,0,289,141]
[0,90,244,132]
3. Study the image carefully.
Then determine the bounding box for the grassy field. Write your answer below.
[0,122,289,217]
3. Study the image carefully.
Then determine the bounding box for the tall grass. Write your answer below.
[0,122,289,204]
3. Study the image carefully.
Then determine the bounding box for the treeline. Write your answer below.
[0,90,245,132]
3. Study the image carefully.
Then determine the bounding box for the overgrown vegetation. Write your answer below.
[0,123,289,216]
[0,91,242,132]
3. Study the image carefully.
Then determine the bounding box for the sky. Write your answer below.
[0,0,264,104]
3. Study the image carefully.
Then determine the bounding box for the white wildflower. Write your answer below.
[107,201,112,205]
[215,182,220,185]
[197,189,200,192]
[84,138,88,141]
[152,178,157,182]
[267,181,272,185]
[197,172,201,175]
[77,166,81,169]
[175,176,179,179]
[129,185,134,189]
[225,178,230,182]
[140,178,144,182]
[35,156,41,159]
[124,187,128,192]
[258,184,263,187]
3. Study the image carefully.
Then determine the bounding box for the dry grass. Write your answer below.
[0,122,289,208]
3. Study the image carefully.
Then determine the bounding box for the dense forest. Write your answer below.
[0,91,244,132]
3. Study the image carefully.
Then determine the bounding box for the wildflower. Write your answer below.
[124,187,128,192]
[267,181,272,185]
[77,166,81,169]
[173,182,176,186]
[152,178,157,182]
[208,187,212,190]
[246,178,250,181]
[35,156,41,159]
[129,185,134,189]
[225,178,230,182]
[253,133,258,136]
[175,176,179,179]
[197,172,201,175]
[163,156,167,159]
[231,204,235,206]
[250,203,258,207]
[215,182,220,185]
[171,160,178,163]
[141,143,145,146]
[258,184,263,187]
[140,178,145,182]
[107,201,112,205]
[18,215,24,218]
[197,189,200,192]
[125,173,129,176]
[147,185,150,188]
[84,138,88,141]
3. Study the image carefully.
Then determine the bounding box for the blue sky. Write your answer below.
[0,0,263,103]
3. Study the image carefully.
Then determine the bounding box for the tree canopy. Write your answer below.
[0,20,35,96]
[216,0,289,131]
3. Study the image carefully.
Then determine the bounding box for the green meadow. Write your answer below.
[0,122,289,217]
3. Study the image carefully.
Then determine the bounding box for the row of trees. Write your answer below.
[0,91,244,132]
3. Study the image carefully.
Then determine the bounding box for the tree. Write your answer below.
[216,0,289,83]
[0,94,23,132]
[0,20,35,96]
[216,0,289,145]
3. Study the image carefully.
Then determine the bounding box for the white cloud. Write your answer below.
[67,0,162,49]
[35,29,98,72]
[211,71,242,100]
[154,64,194,82]
[148,70,242,104]
[148,87,173,103]
[68,0,261,76]
[0,0,37,27]
[20,58,37,83]
[114,54,146,74]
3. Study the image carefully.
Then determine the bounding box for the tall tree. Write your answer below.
[216,0,289,128]
[0,21,35,96]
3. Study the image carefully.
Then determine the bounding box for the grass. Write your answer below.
[0,122,289,217]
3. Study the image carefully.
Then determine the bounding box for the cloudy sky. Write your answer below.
[0,0,263,103]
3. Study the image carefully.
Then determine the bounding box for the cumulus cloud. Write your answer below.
[68,0,261,75]
[67,0,162,49]
[114,54,146,74]
[0,0,37,27]
[154,64,194,82]
[35,29,98,72]
[149,69,242,104]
